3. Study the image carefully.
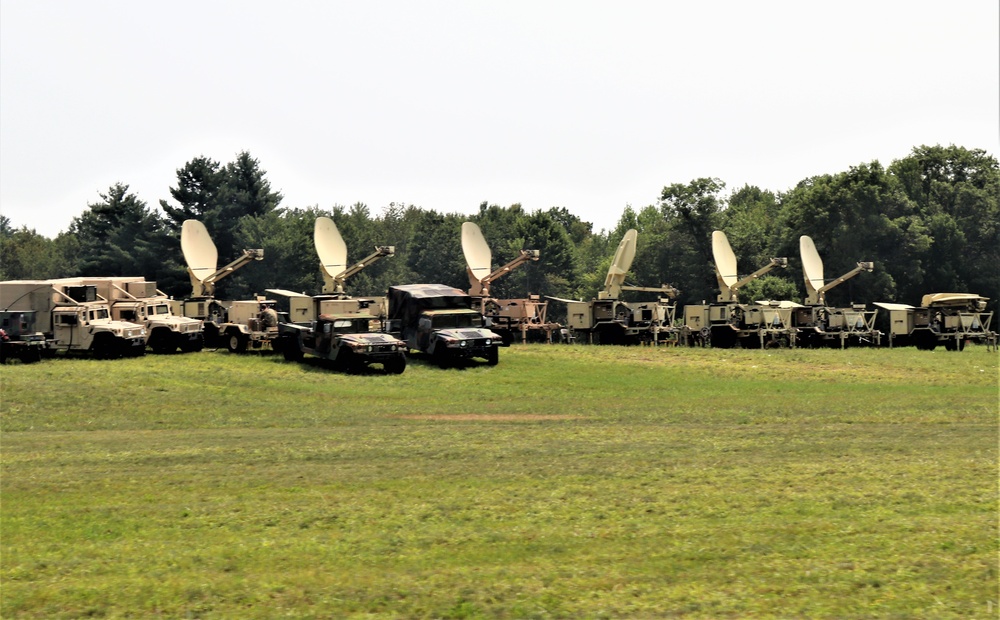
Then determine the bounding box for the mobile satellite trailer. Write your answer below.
[557,229,679,345]
[173,219,277,351]
[81,277,204,353]
[790,236,880,348]
[681,231,791,348]
[0,279,146,358]
[461,222,559,344]
[875,293,996,351]
[387,283,501,366]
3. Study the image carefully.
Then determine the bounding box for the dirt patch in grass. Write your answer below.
[393,414,584,422]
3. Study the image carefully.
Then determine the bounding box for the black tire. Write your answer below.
[710,326,738,349]
[384,354,406,374]
[282,336,304,361]
[180,334,204,353]
[434,346,451,368]
[227,330,248,353]
[337,348,360,373]
[91,334,120,360]
[485,346,499,366]
[915,331,937,351]
[149,330,175,354]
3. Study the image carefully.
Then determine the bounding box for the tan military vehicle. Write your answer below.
[876,293,996,351]
[0,279,146,358]
[81,277,204,353]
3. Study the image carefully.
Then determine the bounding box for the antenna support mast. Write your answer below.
[323,246,395,294]
[467,249,539,297]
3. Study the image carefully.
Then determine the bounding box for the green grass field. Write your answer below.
[1,345,997,619]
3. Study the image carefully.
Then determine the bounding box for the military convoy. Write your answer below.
[2,218,995,363]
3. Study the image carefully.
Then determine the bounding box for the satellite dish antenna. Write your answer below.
[181,219,219,288]
[601,229,637,299]
[712,230,739,294]
[800,235,825,302]
[462,222,492,287]
[315,216,349,282]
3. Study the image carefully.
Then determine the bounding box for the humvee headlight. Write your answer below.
[366,345,373,352]
[460,340,467,347]
[485,339,492,346]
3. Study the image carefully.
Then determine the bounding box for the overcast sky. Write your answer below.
[2,1,997,239]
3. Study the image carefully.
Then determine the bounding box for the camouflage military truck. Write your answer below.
[0,310,49,363]
[387,284,501,367]
[279,307,407,374]
[0,280,146,358]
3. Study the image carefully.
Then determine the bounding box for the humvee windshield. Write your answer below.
[89,308,110,321]
[331,318,368,333]
[431,313,482,329]
[150,304,171,315]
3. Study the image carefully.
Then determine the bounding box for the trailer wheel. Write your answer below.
[227,330,248,353]
[915,331,937,351]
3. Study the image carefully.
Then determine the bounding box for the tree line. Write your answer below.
[2,144,997,317]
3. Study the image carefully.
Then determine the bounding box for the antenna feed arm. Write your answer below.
[621,284,680,299]
[809,261,875,305]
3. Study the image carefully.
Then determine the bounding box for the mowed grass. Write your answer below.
[1,345,997,618]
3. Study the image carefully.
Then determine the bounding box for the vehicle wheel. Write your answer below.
[337,348,359,373]
[434,346,451,368]
[385,354,407,374]
[149,330,175,354]
[485,346,499,366]
[282,336,304,361]
[91,334,119,360]
[227,330,248,353]
[180,334,204,353]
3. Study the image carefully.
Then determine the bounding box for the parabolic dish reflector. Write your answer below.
[461,222,492,283]
[604,228,638,287]
[315,216,348,278]
[800,235,825,293]
[180,219,218,284]
[712,230,738,287]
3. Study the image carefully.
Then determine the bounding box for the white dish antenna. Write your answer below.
[800,236,825,298]
[602,229,637,299]
[712,230,739,289]
[314,216,348,279]
[461,222,492,284]
[181,219,218,284]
